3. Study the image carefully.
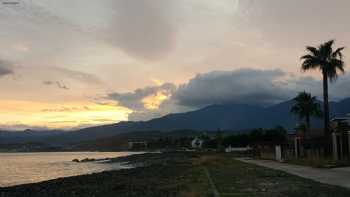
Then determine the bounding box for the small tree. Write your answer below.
[291,92,322,133]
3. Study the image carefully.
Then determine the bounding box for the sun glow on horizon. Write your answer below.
[142,91,170,110]
[0,100,132,129]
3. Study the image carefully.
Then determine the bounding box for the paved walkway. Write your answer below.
[237,158,350,189]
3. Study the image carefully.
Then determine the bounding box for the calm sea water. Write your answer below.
[0,152,141,187]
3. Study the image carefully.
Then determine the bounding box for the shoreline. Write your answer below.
[0,152,185,186]
[0,152,154,188]
[0,151,148,188]
[0,152,205,197]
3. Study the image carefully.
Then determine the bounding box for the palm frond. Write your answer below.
[290,92,322,126]
[332,59,345,71]
[305,46,319,56]
[301,58,320,71]
[332,47,345,59]
[302,40,346,82]
[324,40,335,55]
[300,54,315,60]
[327,68,338,82]
[311,102,323,118]
[324,40,335,47]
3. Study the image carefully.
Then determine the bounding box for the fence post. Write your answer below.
[294,137,300,158]
[348,131,350,159]
[332,132,339,161]
[275,145,282,162]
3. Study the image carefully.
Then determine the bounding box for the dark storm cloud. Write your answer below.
[106,83,178,121]
[107,83,176,110]
[0,59,14,77]
[174,69,350,108]
[105,68,350,121]
[107,0,176,60]
[106,69,299,121]
[174,69,292,107]
[328,73,350,100]
[127,110,163,122]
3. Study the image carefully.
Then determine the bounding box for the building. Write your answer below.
[128,141,148,150]
[331,114,350,129]
[225,145,252,153]
[191,137,204,149]
[330,114,350,160]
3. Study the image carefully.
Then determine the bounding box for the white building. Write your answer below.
[225,145,252,153]
[191,137,204,149]
[331,113,350,129]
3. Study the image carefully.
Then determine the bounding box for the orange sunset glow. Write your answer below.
[142,91,171,110]
[0,100,131,129]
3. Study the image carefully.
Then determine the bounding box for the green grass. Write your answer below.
[286,157,350,168]
[202,153,350,197]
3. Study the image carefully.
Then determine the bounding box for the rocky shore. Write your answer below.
[0,152,210,197]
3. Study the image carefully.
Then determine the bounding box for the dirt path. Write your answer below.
[204,167,220,197]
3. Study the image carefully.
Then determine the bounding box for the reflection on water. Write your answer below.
[0,152,140,187]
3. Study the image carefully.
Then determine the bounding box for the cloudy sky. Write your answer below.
[1,0,350,129]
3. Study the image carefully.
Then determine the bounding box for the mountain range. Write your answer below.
[2,98,350,145]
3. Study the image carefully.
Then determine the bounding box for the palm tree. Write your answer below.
[291,92,322,133]
[301,40,345,136]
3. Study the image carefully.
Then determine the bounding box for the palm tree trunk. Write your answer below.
[306,115,310,131]
[322,72,330,136]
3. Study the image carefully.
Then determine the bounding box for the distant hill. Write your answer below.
[0,129,63,144]
[2,98,350,145]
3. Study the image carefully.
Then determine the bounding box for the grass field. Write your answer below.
[202,154,350,197]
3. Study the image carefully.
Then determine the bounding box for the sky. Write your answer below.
[1,0,350,130]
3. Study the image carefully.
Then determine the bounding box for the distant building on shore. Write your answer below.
[128,141,148,150]
[331,113,350,129]
[191,137,204,149]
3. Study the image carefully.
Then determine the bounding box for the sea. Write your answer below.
[0,152,141,187]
